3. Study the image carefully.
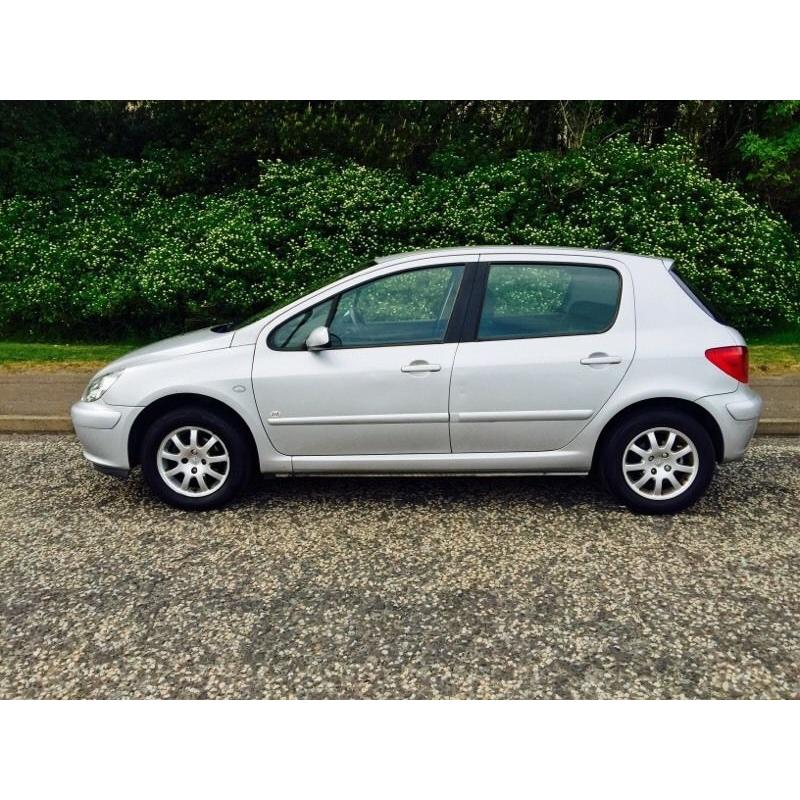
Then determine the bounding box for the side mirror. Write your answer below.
[305,325,330,351]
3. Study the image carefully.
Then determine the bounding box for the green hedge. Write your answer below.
[1,135,798,340]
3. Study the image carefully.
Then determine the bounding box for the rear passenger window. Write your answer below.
[478,264,621,340]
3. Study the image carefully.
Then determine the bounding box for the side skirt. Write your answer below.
[290,449,591,474]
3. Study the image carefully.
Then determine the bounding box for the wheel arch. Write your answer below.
[591,397,725,474]
[127,392,260,470]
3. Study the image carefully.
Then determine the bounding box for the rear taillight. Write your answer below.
[705,346,748,383]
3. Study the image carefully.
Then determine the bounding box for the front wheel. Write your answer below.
[140,406,253,510]
[600,409,716,514]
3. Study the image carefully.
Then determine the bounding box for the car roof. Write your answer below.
[375,246,671,268]
[231,246,674,346]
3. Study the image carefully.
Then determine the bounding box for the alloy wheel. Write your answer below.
[621,427,699,500]
[156,426,230,497]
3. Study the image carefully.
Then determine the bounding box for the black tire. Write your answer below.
[600,408,716,514]
[140,405,253,511]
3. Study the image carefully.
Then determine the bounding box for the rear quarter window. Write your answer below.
[669,265,727,324]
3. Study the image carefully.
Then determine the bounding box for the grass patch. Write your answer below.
[749,344,800,374]
[0,341,138,372]
[1,329,798,374]
[747,329,800,375]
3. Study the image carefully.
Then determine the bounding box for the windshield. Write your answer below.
[225,299,290,331]
[218,264,373,332]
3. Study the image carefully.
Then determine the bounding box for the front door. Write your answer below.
[450,259,635,453]
[252,262,472,456]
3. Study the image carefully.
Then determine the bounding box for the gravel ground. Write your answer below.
[1,434,799,699]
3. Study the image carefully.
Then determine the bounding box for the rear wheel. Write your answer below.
[600,409,716,514]
[140,406,253,510]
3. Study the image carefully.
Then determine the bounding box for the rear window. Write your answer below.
[669,264,727,324]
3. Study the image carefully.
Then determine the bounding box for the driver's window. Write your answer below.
[328,265,464,348]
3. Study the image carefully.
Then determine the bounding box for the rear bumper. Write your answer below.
[696,384,762,462]
[70,400,142,474]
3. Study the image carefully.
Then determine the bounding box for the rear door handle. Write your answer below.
[580,354,622,366]
[401,361,442,373]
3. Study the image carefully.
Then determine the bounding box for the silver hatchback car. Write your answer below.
[71,247,761,514]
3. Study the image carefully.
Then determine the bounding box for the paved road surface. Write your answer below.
[1,371,797,432]
[0,371,800,419]
[1,434,798,698]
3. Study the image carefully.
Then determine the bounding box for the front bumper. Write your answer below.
[696,383,762,462]
[70,400,143,476]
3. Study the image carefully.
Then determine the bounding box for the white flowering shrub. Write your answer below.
[0,136,797,339]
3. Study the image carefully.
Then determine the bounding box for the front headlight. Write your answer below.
[82,370,123,402]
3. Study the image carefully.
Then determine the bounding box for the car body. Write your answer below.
[71,246,762,513]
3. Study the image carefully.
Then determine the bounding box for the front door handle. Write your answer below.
[580,353,622,366]
[401,361,442,373]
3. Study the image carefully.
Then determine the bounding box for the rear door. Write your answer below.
[450,255,635,453]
